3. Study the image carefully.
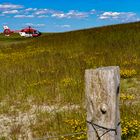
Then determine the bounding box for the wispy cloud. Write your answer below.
[56,24,71,28]
[35,9,47,15]
[37,15,48,18]
[18,8,60,18]
[34,9,55,15]
[25,8,37,12]
[89,9,96,15]
[52,13,65,18]
[0,3,96,19]
[62,25,71,28]
[25,23,46,27]
[0,4,23,9]
[52,10,89,19]
[99,12,120,19]
[121,12,139,22]
[2,10,19,14]
[1,2,139,24]
[99,11,138,22]
[35,9,48,15]
[14,14,34,18]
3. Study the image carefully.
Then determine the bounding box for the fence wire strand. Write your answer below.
[33,131,88,140]
[33,120,121,140]
[87,120,121,140]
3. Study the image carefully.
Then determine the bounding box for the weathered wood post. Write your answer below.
[85,66,121,140]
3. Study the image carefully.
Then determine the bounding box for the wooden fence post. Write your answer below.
[85,66,121,140]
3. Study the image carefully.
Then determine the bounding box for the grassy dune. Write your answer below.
[0,22,140,139]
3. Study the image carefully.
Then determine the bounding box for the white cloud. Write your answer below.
[34,9,55,15]
[67,10,88,18]
[1,4,139,24]
[99,11,138,22]
[0,5,95,19]
[55,24,71,28]
[34,9,91,19]
[52,10,88,19]
[102,12,120,17]
[99,12,120,19]
[37,15,48,18]
[25,8,37,12]
[2,10,18,14]
[14,14,34,18]
[121,12,138,22]
[99,16,109,19]
[52,13,66,18]
[35,9,48,15]
[36,24,46,27]
[0,4,23,9]
[25,23,45,27]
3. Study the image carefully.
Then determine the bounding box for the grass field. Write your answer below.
[0,22,140,139]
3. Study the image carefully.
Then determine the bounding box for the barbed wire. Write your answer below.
[87,120,121,140]
[33,120,121,140]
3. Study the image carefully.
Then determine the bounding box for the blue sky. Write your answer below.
[0,0,140,32]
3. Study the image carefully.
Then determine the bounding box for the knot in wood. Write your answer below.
[100,104,107,114]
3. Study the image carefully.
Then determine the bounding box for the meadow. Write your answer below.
[0,22,140,139]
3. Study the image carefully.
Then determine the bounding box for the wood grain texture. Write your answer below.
[85,66,121,140]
